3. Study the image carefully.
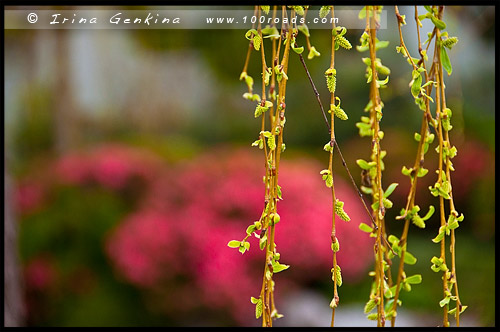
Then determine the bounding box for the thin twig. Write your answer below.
[297,53,331,134]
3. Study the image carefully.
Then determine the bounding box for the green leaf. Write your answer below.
[267,135,276,151]
[382,198,393,209]
[432,227,445,243]
[254,104,269,118]
[401,166,413,176]
[429,182,450,200]
[389,285,400,298]
[259,233,267,250]
[447,219,460,231]
[292,44,304,54]
[276,185,283,200]
[243,92,260,102]
[405,274,422,284]
[228,240,241,248]
[448,305,467,315]
[383,183,399,198]
[418,13,429,22]
[330,235,340,251]
[307,46,321,60]
[356,159,371,170]
[404,251,417,265]
[325,173,333,188]
[270,213,280,225]
[376,76,389,88]
[385,310,396,320]
[364,298,377,314]
[358,6,367,19]
[261,130,272,138]
[321,170,334,188]
[239,241,250,254]
[384,282,393,298]
[298,24,310,37]
[422,205,435,221]
[431,256,443,266]
[411,70,423,97]
[441,46,452,75]
[431,264,441,273]
[356,122,373,137]
[244,74,254,91]
[324,142,333,153]
[375,40,390,50]
[261,25,279,38]
[417,167,429,177]
[252,297,263,318]
[439,296,450,307]
[246,225,256,235]
[320,169,330,175]
[245,29,258,40]
[430,15,446,30]
[388,234,399,245]
[272,261,290,273]
[251,139,263,149]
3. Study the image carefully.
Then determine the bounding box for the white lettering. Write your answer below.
[109,12,121,24]
[50,14,60,24]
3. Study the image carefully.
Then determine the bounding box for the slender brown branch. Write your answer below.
[297,54,331,133]
[297,52,403,259]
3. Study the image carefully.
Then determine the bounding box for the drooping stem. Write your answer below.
[258,6,293,327]
[328,6,338,327]
[390,6,435,326]
[240,6,259,91]
[432,10,450,325]
[435,7,462,323]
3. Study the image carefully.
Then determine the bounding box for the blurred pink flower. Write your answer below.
[14,181,45,214]
[54,153,92,185]
[107,147,374,324]
[106,210,182,288]
[54,143,163,190]
[24,256,57,291]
